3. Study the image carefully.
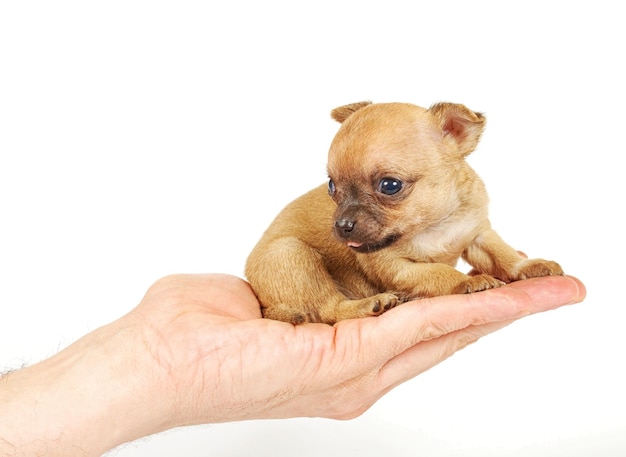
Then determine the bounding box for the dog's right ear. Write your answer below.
[331,101,372,123]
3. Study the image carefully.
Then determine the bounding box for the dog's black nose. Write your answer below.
[334,219,355,237]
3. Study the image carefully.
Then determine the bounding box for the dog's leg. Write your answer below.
[246,237,399,325]
[247,236,327,324]
[464,229,563,282]
[368,258,503,298]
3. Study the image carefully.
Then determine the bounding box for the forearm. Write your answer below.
[0,316,169,456]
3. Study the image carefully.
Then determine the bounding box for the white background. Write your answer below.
[1,1,624,456]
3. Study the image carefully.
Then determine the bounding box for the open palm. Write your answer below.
[131,273,585,427]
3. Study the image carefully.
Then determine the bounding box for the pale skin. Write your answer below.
[0,273,585,456]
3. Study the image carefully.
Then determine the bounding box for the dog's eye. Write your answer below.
[328,179,336,197]
[378,178,403,195]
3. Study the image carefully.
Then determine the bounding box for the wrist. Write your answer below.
[0,314,172,456]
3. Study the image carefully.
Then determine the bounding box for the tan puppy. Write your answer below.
[245,101,563,324]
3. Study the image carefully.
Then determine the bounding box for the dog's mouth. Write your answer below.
[346,234,400,253]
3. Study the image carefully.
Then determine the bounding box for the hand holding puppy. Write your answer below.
[246,101,563,324]
[0,274,584,455]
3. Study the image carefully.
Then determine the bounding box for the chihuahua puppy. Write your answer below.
[245,101,563,324]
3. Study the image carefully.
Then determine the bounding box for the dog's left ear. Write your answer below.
[429,103,486,157]
[331,101,372,123]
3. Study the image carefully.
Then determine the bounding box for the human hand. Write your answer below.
[0,273,585,456]
[129,273,585,427]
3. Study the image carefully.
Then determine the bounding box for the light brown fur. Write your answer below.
[245,101,563,324]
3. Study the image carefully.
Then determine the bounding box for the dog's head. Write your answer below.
[326,101,487,253]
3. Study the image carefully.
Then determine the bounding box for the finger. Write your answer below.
[142,273,263,320]
[377,319,515,390]
[355,275,585,366]
[318,320,517,421]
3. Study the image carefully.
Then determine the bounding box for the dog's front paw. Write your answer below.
[515,259,564,280]
[288,311,313,325]
[368,293,401,316]
[453,274,504,294]
[334,294,400,322]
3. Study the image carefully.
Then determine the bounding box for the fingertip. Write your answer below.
[564,274,587,304]
[505,274,586,309]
